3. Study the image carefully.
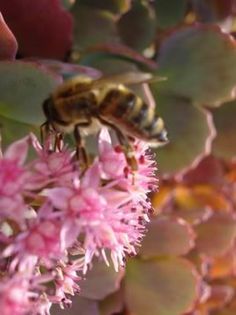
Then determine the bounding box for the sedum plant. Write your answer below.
[0,0,235,315]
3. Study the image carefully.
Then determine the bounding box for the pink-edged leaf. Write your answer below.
[80,260,124,300]
[86,43,157,69]
[0,13,17,60]
[99,290,124,315]
[0,61,61,125]
[72,3,119,52]
[0,0,73,59]
[181,155,225,187]
[209,250,236,279]
[125,257,199,315]
[60,0,75,10]
[157,25,236,106]
[77,0,130,14]
[150,93,213,174]
[154,0,187,29]
[117,1,156,52]
[140,216,195,258]
[195,213,236,257]
[210,302,236,315]
[51,296,99,315]
[0,115,38,149]
[211,99,236,159]
[208,284,234,309]
[23,58,102,79]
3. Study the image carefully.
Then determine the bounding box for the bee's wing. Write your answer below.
[90,72,166,88]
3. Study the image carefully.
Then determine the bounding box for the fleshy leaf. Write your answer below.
[140,217,195,258]
[211,100,236,159]
[51,296,99,315]
[209,250,236,279]
[174,185,231,214]
[202,284,234,314]
[0,115,38,149]
[85,43,158,69]
[0,0,73,59]
[72,3,119,53]
[23,58,102,79]
[125,257,199,315]
[195,213,236,257]
[60,0,75,10]
[154,0,187,29]
[150,93,212,174]
[157,25,236,106]
[99,290,124,315]
[0,61,61,125]
[192,0,234,22]
[79,260,124,300]
[0,13,17,60]
[77,0,130,14]
[80,54,138,76]
[181,155,225,187]
[117,1,156,52]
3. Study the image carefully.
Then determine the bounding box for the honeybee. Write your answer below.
[42,72,168,170]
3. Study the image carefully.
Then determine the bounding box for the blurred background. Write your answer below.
[0,0,236,314]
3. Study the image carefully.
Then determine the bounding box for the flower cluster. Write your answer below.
[0,129,157,315]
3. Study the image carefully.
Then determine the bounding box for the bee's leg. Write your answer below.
[40,121,59,151]
[54,133,64,151]
[73,122,91,170]
[40,121,50,144]
[97,117,138,171]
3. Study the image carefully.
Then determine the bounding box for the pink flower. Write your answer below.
[0,276,34,315]
[30,134,77,188]
[4,216,66,267]
[0,128,158,313]
[98,129,158,200]
[0,136,32,225]
[54,258,83,303]
[45,129,158,272]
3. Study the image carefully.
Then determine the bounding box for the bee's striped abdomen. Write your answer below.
[99,88,136,118]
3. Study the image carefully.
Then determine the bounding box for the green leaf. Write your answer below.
[29,59,102,80]
[117,1,156,51]
[83,43,158,70]
[79,260,124,300]
[154,0,187,29]
[72,3,119,53]
[195,214,236,257]
[212,99,236,159]
[51,296,99,315]
[151,93,212,174]
[60,0,75,10]
[80,53,138,75]
[77,0,130,14]
[99,290,124,315]
[140,217,195,258]
[125,257,198,315]
[0,61,60,125]
[157,25,236,106]
[0,115,38,148]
